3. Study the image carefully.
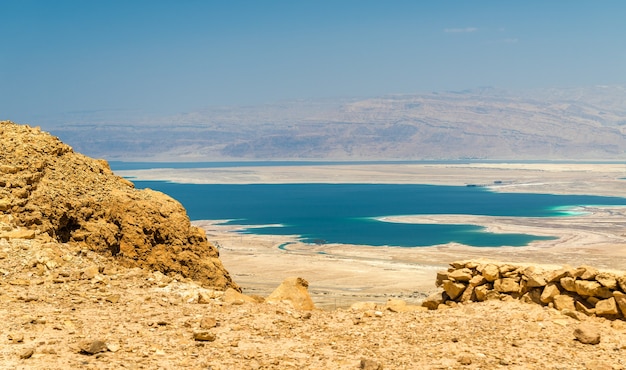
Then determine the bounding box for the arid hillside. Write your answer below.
[0,120,236,290]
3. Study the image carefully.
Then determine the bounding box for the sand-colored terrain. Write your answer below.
[119,163,626,308]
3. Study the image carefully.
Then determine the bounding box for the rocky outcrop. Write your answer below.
[0,120,238,290]
[426,260,626,320]
[266,277,316,310]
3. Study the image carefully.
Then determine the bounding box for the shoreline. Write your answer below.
[194,203,626,308]
[115,162,626,308]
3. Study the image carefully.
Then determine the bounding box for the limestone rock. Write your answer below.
[469,275,486,287]
[474,285,491,301]
[79,340,108,355]
[459,284,475,302]
[266,277,315,310]
[481,264,499,282]
[578,265,599,280]
[494,278,520,293]
[351,302,378,311]
[544,268,570,283]
[575,280,602,297]
[613,291,626,316]
[595,297,619,316]
[595,272,617,289]
[193,331,217,342]
[540,283,560,304]
[560,277,577,292]
[553,295,576,311]
[573,324,601,345]
[575,301,596,316]
[448,268,473,282]
[525,273,547,288]
[0,121,237,291]
[0,228,36,239]
[435,270,449,287]
[422,292,445,310]
[442,280,466,300]
[223,287,257,305]
[19,348,35,360]
[200,317,218,329]
[617,275,626,292]
[359,358,383,370]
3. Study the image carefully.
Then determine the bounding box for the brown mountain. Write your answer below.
[45,86,626,161]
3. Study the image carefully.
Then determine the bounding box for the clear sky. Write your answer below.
[2,0,626,123]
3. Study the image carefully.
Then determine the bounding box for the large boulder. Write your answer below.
[266,277,315,310]
[0,121,238,290]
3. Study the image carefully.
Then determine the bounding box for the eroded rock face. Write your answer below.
[0,120,238,290]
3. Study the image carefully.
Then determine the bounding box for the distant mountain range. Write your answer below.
[45,86,626,161]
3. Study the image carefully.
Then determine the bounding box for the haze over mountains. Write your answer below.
[46,86,626,161]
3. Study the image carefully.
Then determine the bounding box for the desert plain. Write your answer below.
[118,162,626,308]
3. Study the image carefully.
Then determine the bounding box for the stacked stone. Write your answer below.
[422,260,626,320]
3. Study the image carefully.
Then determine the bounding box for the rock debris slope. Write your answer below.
[0,120,237,290]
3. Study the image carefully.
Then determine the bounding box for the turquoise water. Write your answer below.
[131,181,626,248]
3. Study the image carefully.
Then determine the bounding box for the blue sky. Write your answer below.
[2,0,626,123]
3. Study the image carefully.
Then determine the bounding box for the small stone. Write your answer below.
[422,292,445,310]
[457,355,472,365]
[359,358,383,370]
[79,340,108,355]
[8,333,24,343]
[106,342,120,352]
[561,309,584,321]
[351,302,378,311]
[9,279,30,286]
[193,331,216,342]
[19,348,35,359]
[573,323,601,345]
[200,317,218,329]
[82,266,99,279]
[105,294,120,303]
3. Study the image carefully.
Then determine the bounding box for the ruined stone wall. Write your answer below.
[423,260,626,320]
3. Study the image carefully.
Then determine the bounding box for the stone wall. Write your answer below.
[422,260,626,320]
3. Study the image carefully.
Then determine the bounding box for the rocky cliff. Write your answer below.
[0,120,237,290]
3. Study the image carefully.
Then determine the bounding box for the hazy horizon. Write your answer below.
[2,1,626,125]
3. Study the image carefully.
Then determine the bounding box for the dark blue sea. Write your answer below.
[130,180,626,248]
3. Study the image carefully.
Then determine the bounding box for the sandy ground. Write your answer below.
[119,163,626,309]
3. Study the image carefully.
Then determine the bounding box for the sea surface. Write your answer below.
[129,180,626,248]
